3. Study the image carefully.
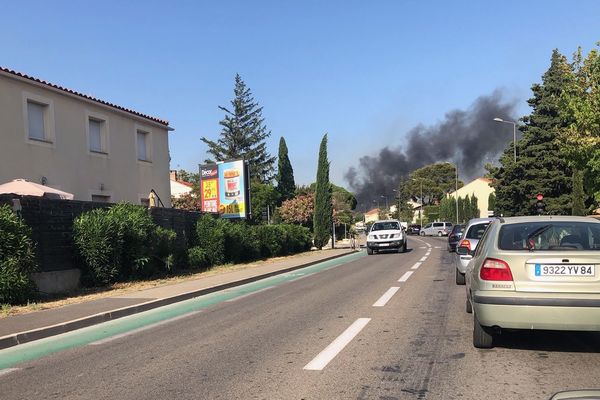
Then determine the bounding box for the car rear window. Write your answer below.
[372,222,400,231]
[498,221,600,251]
[466,223,490,239]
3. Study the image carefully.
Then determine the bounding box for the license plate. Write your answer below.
[378,243,389,247]
[534,264,595,276]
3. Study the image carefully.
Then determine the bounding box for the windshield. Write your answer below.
[371,222,400,231]
[498,221,600,251]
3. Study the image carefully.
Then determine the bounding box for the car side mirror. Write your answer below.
[456,246,470,256]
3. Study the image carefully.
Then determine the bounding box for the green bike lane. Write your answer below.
[0,251,366,371]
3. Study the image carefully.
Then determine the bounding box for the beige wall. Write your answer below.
[448,178,494,218]
[0,72,172,206]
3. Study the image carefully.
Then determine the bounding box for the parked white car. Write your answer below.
[420,221,453,237]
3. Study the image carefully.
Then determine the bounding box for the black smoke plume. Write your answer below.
[345,90,520,210]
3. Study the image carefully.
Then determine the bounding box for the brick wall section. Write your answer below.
[0,194,202,272]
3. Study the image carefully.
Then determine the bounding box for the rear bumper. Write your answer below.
[472,291,600,331]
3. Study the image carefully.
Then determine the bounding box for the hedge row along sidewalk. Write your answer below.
[0,248,357,350]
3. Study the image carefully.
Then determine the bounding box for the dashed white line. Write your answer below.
[0,368,20,377]
[434,246,441,249]
[419,256,428,262]
[398,271,414,282]
[419,246,426,249]
[411,262,422,270]
[303,318,371,371]
[372,287,400,307]
[90,311,203,345]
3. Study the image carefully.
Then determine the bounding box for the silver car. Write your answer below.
[464,216,600,348]
[420,221,453,236]
[455,218,495,285]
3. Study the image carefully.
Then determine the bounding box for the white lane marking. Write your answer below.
[411,262,422,270]
[225,286,274,302]
[434,246,441,249]
[303,318,371,371]
[425,250,431,255]
[0,368,20,377]
[419,246,426,249]
[372,287,400,307]
[90,311,203,345]
[419,256,428,262]
[398,271,414,282]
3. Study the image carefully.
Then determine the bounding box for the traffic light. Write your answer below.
[535,193,545,215]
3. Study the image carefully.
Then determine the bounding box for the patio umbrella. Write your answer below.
[0,179,74,200]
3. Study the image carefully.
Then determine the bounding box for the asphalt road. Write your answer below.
[2,236,600,399]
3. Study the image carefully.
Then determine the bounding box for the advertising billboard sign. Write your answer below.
[199,160,249,218]
[200,164,219,213]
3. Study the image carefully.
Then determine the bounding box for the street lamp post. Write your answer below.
[493,118,517,163]
[381,195,389,211]
[412,178,423,227]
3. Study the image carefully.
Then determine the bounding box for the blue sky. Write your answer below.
[2,1,599,186]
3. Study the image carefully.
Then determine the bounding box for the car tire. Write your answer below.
[420,231,425,236]
[367,248,373,255]
[473,316,494,348]
[398,242,406,253]
[466,297,472,314]
[437,231,443,237]
[455,268,465,285]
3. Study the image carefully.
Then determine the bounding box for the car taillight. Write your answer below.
[458,239,470,251]
[480,258,513,281]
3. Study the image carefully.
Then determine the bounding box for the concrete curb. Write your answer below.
[0,250,359,350]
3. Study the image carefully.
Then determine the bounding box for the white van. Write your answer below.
[420,221,453,237]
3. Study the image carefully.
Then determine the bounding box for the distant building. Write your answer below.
[0,67,173,206]
[169,170,194,198]
[447,177,495,218]
[364,208,380,223]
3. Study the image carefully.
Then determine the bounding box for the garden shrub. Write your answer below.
[222,222,260,263]
[0,204,37,304]
[188,246,210,269]
[195,214,225,266]
[74,203,178,285]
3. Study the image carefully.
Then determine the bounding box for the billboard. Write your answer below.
[200,164,219,213]
[199,160,249,219]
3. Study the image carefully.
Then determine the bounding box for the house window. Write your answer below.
[137,130,149,161]
[91,194,111,203]
[140,198,150,207]
[89,118,104,153]
[27,101,47,140]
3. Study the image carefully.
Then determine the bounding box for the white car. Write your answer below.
[420,221,453,236]
[366,219,407,255]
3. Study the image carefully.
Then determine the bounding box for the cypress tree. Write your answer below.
[572,170,586,216]
[492,50,574,216]
[488,193,496,216]
[470,194,479,219]
[313,134,332,249]
[201,74,276,182]
[276,137,296,203]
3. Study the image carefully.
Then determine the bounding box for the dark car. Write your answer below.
[407,224,421,235]
[447,224,465,252]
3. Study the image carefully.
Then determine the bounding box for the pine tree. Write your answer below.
[313,134,332,249]
[276,137,295,203]
[572,170,586,216]
[201,74,276,182]
[493,50,574,216]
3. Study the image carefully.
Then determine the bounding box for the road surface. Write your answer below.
[2,236,600,399]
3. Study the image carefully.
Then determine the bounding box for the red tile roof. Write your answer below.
[0,66,169,126]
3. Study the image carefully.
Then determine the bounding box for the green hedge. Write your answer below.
[74,203,178,285]
[189,216,311,269]
[0,205,37,304]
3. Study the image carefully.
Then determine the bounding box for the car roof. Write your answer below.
[465,217,496,226]
[499,215,600,224]
[373,219,400,223]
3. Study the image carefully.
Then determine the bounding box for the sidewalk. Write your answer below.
[0,248,357,349]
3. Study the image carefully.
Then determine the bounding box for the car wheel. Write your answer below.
[437,231,443,237]
[466,297,472,314]
[473,316,494,348]
[398,243,406,253]
[367,248,373,255]
[455,268,465,285]
[420,231,425,236]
